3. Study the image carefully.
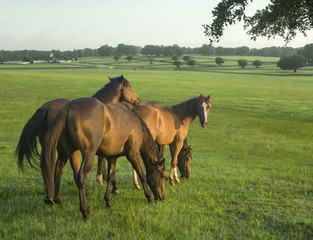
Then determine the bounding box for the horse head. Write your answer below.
[146,158,166,201]
[115,75,141,105]
[197,94,211,128]
[177,145,192,178]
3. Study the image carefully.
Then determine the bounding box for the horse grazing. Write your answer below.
[15,75,140,203]
[134,94,211,185]
[41,98,166,219]
[96,102,193,186]
[177,139,192,178]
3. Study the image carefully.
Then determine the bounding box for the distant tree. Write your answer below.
[235,46,250,56]
[23,56,33,63]
[199,44,215,55]
[183,55,191,62]
[98,45,113,57]
[252,60,262,68]
[126,55,133,62]
[173,60,182,68]
[277,55,307,72]
[215,57,224,66]
[238,59,248,68]
[203,0,313,44]
[298,43,313,66]
[187,59,196,67]
[172,55,179,61]
[114,55,121,62]
[148,57,154,64]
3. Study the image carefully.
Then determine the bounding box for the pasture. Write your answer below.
[0,66,312,239]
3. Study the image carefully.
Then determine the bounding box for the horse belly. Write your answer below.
[98,134,127,156]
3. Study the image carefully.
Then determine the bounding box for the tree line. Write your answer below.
[1,43,312,65]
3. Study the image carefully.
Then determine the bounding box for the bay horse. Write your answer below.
[133,94,211,185]
[15,75,140,203]
[41,98,166,219]
[96,102,193,186]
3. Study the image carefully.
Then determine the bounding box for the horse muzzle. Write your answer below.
[201,121,207,128]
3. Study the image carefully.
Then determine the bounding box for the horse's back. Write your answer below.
[65,98,105,153]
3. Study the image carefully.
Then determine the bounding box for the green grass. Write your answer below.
[0,67,313,239]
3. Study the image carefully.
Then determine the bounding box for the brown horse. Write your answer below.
[41,98,165,218]
[96,102,193,186]
[133,94,211,185]
[16,75,140,203]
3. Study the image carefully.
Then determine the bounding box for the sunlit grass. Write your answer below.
[0,69,312,239]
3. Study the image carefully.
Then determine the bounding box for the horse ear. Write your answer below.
[121,75,125,85]
[188,145,192,151]
[108,77,112,81]
[206,95,211,101]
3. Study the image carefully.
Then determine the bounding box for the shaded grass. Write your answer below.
[0,69,312,239]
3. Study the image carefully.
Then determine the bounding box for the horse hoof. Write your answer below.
[83,213,89,219]
[44,197,54,205]
[106,201,112,208]
[169,179,175,186]
[111,189,119,194]
[175,178,180,183]
[134,184,141,190]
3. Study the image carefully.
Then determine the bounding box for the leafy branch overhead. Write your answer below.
[203,0,313,44]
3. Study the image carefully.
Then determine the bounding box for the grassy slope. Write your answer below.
[0,68,312,239]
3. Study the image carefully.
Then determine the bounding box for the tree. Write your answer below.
[215,57,224,66]
[298,43,313,66]
[172,55,179,61]
[238,59,248,68]
[114,55,121,62]
[126,55,133,62]
[252,60,262,68]
[173,60,182,68]
[203,0,313,44]
[277,55,307,72]
[23,56,33,63]
[98,45,113,57]
[187,59,196,67]
[148,57,154,64]
[183,55,191,62]
[199,44,215,55]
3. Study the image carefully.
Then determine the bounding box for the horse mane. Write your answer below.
[170,96,199,120]
[92,76,129,103]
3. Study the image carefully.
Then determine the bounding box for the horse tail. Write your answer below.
[16,107,48,172]
[41,108,68,202]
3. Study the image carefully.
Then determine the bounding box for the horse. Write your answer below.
[95,102,193,186]
[41,98,166,219]
[133,94,211,185]
[15,75,140,204]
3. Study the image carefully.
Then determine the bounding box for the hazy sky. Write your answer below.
[1,0,312,50]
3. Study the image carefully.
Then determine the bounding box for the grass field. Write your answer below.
[0,64,313,239]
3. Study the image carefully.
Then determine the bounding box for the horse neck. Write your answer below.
[170,97,199,126]
[92,84,121,104]
[139,120,160,173]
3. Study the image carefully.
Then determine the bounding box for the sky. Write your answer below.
[1,0,312,51]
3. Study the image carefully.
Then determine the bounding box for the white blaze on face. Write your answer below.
[202,102,208,124]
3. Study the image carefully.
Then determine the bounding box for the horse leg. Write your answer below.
[68,151,81,188]
[132,168,141,189]
[169,141,184,185]
[158,144,165,159]
[104,156,117,208]
[97,155,107,184]
[126,150,152,203]
[53,148,68,205]
[78,152,95,219]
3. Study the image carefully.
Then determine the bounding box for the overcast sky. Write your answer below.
[1,0,312,51]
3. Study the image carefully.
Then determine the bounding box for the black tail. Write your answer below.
[41,108,68,201]
[16,107,48,172]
